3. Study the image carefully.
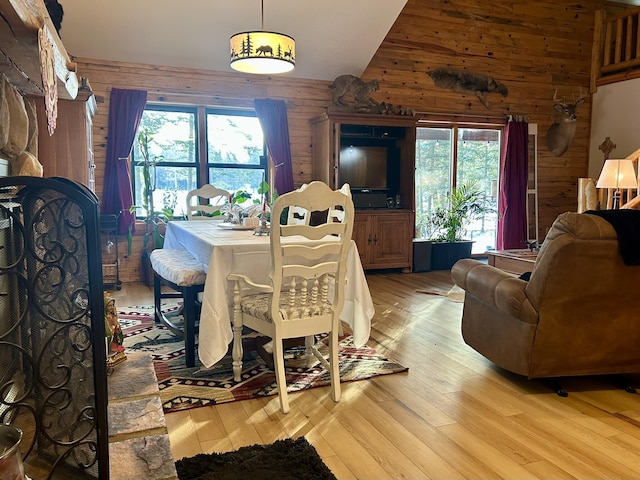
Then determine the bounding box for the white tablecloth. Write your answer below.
[163,220,375,368]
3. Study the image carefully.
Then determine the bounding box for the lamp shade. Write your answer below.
[596,159,637,189]
[230,31,295,74]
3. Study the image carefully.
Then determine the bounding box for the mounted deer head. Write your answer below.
[546,88,586,156]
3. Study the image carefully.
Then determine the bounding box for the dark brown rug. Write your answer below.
[175,437,337,480]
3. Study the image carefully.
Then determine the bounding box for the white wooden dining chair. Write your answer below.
[186,184,230,220]
[286,205,310,225]
[227,181,355,413]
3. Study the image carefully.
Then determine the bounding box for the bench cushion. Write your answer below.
[149,249,206,286]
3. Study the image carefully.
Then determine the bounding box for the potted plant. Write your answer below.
[129,128,174,286]
[424,182,495,270]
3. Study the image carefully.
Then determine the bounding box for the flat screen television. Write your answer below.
[339,145,388,190]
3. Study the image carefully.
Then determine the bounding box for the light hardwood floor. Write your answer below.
[111,270,640,479]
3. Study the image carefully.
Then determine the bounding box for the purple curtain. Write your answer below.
[497,118,528,250]
[101,88,148,234]
[254,98,294,195]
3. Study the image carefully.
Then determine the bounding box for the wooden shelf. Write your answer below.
[486,249,537,275]
[310,111,417,271]
[0,0,78,99]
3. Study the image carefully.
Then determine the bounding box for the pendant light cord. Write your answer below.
[261,0,264,30]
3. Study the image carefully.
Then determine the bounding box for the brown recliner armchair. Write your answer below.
[451,211,640,381]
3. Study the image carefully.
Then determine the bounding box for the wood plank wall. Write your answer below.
[75,60,333,282]
[367,0,609,237]
[76,0,621,283]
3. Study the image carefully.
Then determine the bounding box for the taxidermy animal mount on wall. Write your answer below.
[329,75,380,110]
[546,89,585,157]
[328,75,414,115]
[428,67,508,108]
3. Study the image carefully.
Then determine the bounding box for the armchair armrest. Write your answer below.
[451,259,537,323]
[227,273,273,293]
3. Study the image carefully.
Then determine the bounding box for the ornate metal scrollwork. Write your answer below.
[0,178,107,479]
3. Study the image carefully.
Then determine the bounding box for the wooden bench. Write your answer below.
[149,248,206,368]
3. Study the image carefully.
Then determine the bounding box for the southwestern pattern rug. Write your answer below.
[118,304,408,413]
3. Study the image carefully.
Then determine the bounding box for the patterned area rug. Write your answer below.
[118,304,408,413]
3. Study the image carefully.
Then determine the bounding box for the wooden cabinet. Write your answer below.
[36,92,97,190]
[311,111,417,271]
[310,111,416,202]
[353,210,413,271]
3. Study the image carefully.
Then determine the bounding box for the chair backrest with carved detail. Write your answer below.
[186,184,230,220]
[268,181,354,326]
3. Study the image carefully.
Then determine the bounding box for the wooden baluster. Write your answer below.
[604,20,613,66]
[626,15,633,61]
[288,277,297,318]
[321,275,330,315]
[636,13,640,63]
[301,278,308,317]
[615,17,623,64]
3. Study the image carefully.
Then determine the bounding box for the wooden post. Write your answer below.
[577,178,597,213]
[591,10,604,93]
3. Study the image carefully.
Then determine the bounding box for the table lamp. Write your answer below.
[596,159,638,209]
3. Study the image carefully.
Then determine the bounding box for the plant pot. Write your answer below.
[141,248,154,287]
[413,239,433,272]
[430,241,473,270]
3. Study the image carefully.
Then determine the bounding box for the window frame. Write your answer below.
[131,104,267,219]
[415,118,504,254]
[204,107,268,193]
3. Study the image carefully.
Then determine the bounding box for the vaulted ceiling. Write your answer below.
[59,0,408,81]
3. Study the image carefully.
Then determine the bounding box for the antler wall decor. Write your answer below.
[546,88,586,157]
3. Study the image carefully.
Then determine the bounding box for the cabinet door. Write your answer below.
[352,215,371,266]
[372,213,412,266]
[36,99,92,187]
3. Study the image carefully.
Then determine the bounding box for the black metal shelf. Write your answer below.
[99,213,121,290]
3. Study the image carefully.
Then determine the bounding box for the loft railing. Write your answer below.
[591,7,640,91]
[621,150,640,209]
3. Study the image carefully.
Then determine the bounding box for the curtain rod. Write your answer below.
[507,114,530,122]
[148,91,250,100]
[146,90,291,105]
[415,110,508,120]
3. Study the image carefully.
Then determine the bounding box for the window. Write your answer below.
[206,111,265,201]
[415,125,501,254]
[132,106,266,218]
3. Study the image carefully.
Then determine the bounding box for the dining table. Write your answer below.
[163,220,375,368]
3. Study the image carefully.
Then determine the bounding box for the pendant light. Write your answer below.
[229,0,295,75]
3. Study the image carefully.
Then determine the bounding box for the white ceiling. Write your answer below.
[58,0,408,81]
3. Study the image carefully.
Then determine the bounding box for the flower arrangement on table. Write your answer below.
[220,190,252,224]
[220,177,276,234]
